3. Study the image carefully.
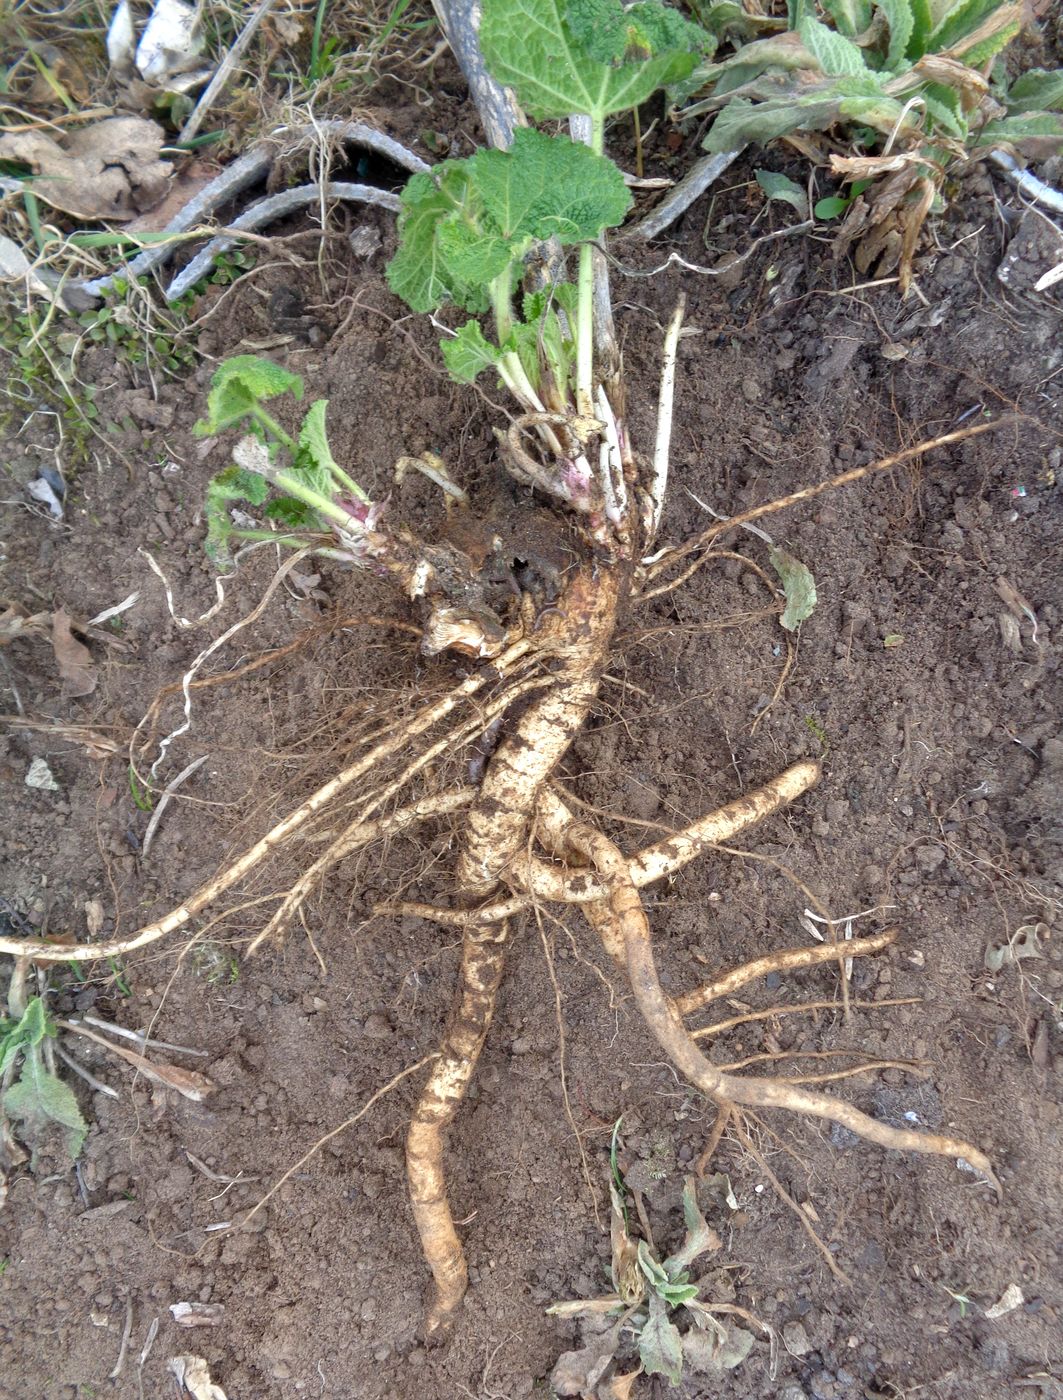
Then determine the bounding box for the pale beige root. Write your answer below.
[380,759,821,926]
[693,996,921,1040]
[673,929,899,1018]
[456,567,624,901]
[570,824,1001,1195]
[0,641,532,963]
[407,920,509,1337]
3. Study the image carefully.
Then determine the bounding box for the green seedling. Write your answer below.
[548,1149,755,1392]
[1,996,87,1162]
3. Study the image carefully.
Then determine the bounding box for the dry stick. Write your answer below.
[674,931,898,1019]
[381,759,822,925]
[693,996,921,1040]
[0,641,532,962]
[240,1054,439,1229]
[406,921,510,1338]
[644,417,1013,582]
[570,824,1001,1194]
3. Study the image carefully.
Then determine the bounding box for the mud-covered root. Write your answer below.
[569,823,1001,1196]
[407,920,510,1338]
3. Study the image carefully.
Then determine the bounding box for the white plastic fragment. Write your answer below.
[107,0,136,72]
[984,1284,1024,1319]
[25,758,59,792]
[169,1355,229,1400]
[135,0,206,86]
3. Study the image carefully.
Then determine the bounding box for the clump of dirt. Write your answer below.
[1,120,1061,1400]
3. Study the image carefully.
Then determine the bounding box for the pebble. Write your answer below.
[783,1320,812,1357]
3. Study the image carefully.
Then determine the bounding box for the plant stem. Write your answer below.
[490,270,514,346]
[575,113,604,418]
[250,404,298,455]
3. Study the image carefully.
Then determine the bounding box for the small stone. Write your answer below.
[511,1036,533,1055]
[271,1362,292,1380]
[783,1320,811,1357]
[360,1297,377,1322]
[362,1012,392,1039]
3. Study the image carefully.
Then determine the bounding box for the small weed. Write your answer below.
[192,942,240,986]
[127,766,154,813]
[803,714,829,753]
[106,958,131,998]
[1,996,87,1162]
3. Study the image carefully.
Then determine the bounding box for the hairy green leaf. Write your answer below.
[907,0,933,56]
[387,132,630,316]
[822,0,872,36]
[197,355,303,435]
[480,0,702,121]
[755,168,809,216]
[704,95,840,152]
[976,112,1063,144]
[386,166,491,314]
[697,31,818,82]
[637,1240,669,1289]
[922,81,967,136]
[658,1279,701,1306]
[263,497,322,528]
[204,464,270,563]
[471,128,632,243]
[441,320,503,384]
[769,544,818,630]
[955,20,1019,68]
[797,16,869,75]
[4,1046,87,1160]
[930,0,999,50]
[639,1294,684,1383]
[0,997,51,1078]
[1007,68,1063,114]
[876,0,915,69]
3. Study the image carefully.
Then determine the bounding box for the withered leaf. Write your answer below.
[51,609,96,697]
[0,118,170,221]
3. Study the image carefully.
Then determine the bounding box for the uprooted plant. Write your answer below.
[0,0,1011,1350]
[683,0,1063,289]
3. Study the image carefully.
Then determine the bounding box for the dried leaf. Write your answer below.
[51,609,96,697]
[0,118,170,221]
[639,1294,683,1384]
[598,1370,641,1400]
[0,606,49,645]
[85,899,105,937]
[768,546,817,631]
[25,758,59,792]
[684,1318,756,1371]
[169,1355,228,1400]
[549,1327,619,1397]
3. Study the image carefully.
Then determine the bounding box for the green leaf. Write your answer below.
[755,168,809,216]
[797,16,869,75]
[263,497,321,528]
[441,320,503,383]
[471,128,632,244]
[976,112,1063,144]
[386,165,491,314]
[636,1240,669,1290]
[1007,69,1063,114]
[922,81,967,136]
[875,0,915,69]
[907,0,933,56]
[823,0,873,35]
[480,0,702,122]
[4,1046,87,1160]
[815,194,850,218]
[930,0,998,49]
[0,997,51,1078]
[197,355,303,435]
[956,20,1020,67]
[204,464,270,563]
[639,1294,684,1384]
[658,1280,700,1306]
[663,1176,719,1279]
[769,544,817,630]
[704,95,841,153]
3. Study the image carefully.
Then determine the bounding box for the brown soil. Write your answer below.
[1,73,1061,1400]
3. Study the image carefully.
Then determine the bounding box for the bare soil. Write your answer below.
[1,81,1061,1400]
